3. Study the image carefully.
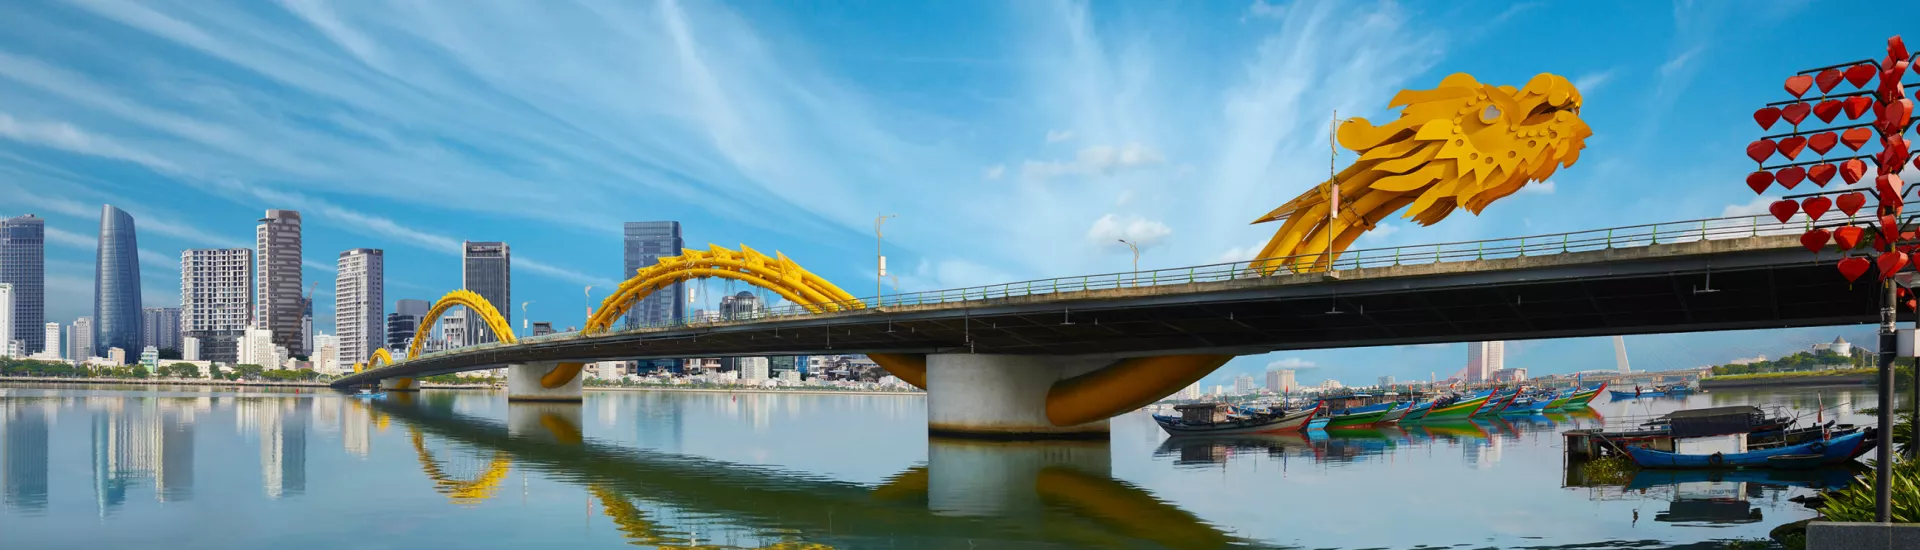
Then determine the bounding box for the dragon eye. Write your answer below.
[1480,105,1502,123]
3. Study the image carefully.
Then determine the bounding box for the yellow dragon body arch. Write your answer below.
[1253,72,1592,273]
[584,244,863,334]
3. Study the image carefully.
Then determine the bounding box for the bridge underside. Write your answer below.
[335,236,1886,387]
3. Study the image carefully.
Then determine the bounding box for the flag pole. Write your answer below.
[1326,111,1338,273]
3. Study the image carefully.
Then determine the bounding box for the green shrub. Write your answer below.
[1820,458,1920,523]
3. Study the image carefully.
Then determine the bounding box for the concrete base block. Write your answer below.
[508,402,584,445]
[927,438,1110,517]
[1806,521,1920,549]
[925,354,1111,439]
[380,378,418,392]
[507,362,583,402]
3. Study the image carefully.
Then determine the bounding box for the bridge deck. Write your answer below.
[336,234,1878,386]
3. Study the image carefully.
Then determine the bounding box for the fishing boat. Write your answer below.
[1398,400,1435,422]
[1500,394,1551,414]
[1475,391,1519,416]
[1420,393,1491,421]
[1154,403,1320,436]
[1548,382,1608,410]
[1623,428,1876,469]
[1610,388,1663,399]
[1322,402,1399,429]
[1378,401,1414,424]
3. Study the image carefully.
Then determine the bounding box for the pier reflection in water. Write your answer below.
[0,385,1887,548]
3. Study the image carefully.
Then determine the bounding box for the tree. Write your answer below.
[160,363,201,379]
[129,365,149,379]
[232,364,266,380]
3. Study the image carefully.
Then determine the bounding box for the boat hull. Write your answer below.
[1421,395,1490,421]
[1623,429,1875,469]
[1324,405,1396,429]
[1551,383,1608,410]
[1156,406,1320,436]
[1475,393,1517,417]
[1399,402,1433,422]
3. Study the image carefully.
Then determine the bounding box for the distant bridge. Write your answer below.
[334,214,1879,435]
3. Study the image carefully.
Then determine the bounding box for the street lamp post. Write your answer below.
[1117,239,1139,285]
[521,301,534,338]
[584,286,594,321]
[876,214,897,305]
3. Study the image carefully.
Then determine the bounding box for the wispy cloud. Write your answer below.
[1573,70,1616,95]
[1267,357,1316,370]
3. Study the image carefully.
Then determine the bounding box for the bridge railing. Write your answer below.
[612,213,1816,331]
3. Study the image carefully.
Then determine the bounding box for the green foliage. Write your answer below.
[1576,456,1637,486]
[1821,458,1920,523]
[157,363,201,379]
[0,357,86,377]
[231,364,267,380]
[1709,368,1875,381]
[1713,349,1856,376]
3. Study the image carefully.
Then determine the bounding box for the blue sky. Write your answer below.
[0,0,1905,385]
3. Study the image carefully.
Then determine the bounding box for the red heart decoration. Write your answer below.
[1839,257,1872,281]
[1816,69,1844,93]
[1803,196,1833,220]
[1845,63,1877,87]
[1781,102,1811,125]
[1840,127,1872,150]
[1845,96,1874,119]
[1884,213,1903,246]
[1837,192,1867,216]
[1754,107,1782,130]
[1751,171,1774,194]
[1746,171,1774,194]
[1879,174,1906,203]
[1914,155,1920,171]
[1777,166,1807,189]
[1883,99,1913,129]
[1768,200,1799,223]
[1835,226,1865,249]
[1879,251,1910,279]
[1778,136,1808,160]
[1801,228,1831,252]
[1808,163,1836,186]
[1747,139,1777,163]
[1807,131,1838,155]
[1813,100,1843,123]
[1840,160,1869,184]
[1785,75,1814,97]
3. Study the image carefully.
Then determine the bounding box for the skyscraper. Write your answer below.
[68,317,91,362]
[0,215,45,355]
[141,307,181,353]
[1266,369,1297,393]
[41,322,59,360]
[387,299,429,352]
[0,283,12,357]
[335,249,383,367]
[180,248,252,364]
[256,210,303,356]
[461,241,509,346]
[94,205,142,362]
[623,222,683,328]
[1467,341,1505,383]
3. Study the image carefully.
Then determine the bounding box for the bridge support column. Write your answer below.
[926,438,1110,516]
[507,362,583,402]
[922,352,1231,440]
[380,377,418,392]
[508,403,584,445]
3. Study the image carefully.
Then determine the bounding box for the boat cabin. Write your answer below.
[1174,403,1231,423]
[1662,406,1765,438]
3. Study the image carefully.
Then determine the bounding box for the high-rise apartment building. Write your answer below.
[0,283,12,357]
[182,336,199,361]
[141,307,181,353]
[1266,369,1297,393]
[180,248,252,364]
[1467,341,1505,383]
[335,249,383,367]
[256,210,303,356]
[40,322,59,360]
[387,299,429,352]
[67,317,91,362]
[461,241,509,345]
[1378,375,1396,388]
[438,316,467,352]
[95,205,142,362]
[623,222,683,328]
[1,215,45,355]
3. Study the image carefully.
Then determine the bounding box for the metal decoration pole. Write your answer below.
[1877,279,1896,522]
[876,214,896,305]
[1325,111,1338,273]
[1118,239,1139,285]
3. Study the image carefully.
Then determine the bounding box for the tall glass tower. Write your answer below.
[623,222,684,329]
[0,214,45,354]
[94,205,142,362]
[461,241,509,345]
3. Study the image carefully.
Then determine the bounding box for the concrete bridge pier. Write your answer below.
[926,438,1111,517]
[892,352,1230,440]
[380,377,419,392]
[507,362,584,402]
[508,402,584,445]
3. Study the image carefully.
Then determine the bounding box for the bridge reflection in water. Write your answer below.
[360,395,1262,549]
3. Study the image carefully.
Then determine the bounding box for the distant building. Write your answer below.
[623,222,684,329]
[1378,375,1396,388]
[182,336,200,362]
[141,307,181,353]
[181,248,252,364]
[387,299,429,352]
[256,210,304,356]
[107,347,126,366]
[719,291,764,320]
[1211,385,1225,396]
[335,248,384,367]
[739,357,770,381]
[461,241,510,346]
[36,322,59,360]
[1181,382,1201,400]
[140,346,159,368]
[1467,341,1505,383]
[1321,379,1344,390]
[67,317,91,364]
[238,326,278,367]
[1728,355,1767,365]
[1811,336,1853,357]
[1232,374,1255,394]
[1492,368,1528,383]
[0,283,11,357]
[530,322,555,336]
[1266,369,1297,393]
[0,214,45,355]
[95,205,143,362]
[439,316,468,352]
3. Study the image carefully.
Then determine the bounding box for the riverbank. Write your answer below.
[586,385,923,397]
[0,377,492,390]
[1700,372,1875,390]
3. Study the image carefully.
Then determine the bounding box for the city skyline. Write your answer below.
[1,2,1912,381]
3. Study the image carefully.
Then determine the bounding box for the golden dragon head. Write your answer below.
[1250,72,1591,272]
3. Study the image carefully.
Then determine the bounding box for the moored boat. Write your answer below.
[1323,402,1398,429]
[1550,382,1608,410]
[1398,400,1434,422]
[1155,403,1321,436]
[1623,428,1875,469]
[1379,402,1414,424]
[1474,391,1518,416]
[1421,393,1491,421]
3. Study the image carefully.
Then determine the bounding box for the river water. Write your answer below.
[0,383,1896,549]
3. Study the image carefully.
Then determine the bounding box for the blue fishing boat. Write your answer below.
[1500,395,1551,414]
[1623,428,1875,469]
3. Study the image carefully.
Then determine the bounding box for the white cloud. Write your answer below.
[1045,129,1074,143]
[1215,239,1269,263]
[1267,357,1316,370]
[1244,0,1286,20]
[1021,143,1164,180]
[43,227,95,249]
[1520,180,1556,195]
[1572,70,1615,95]
[1360,223,1400,241]
[983,164,1005,180]
[1660,47,1702,79]
[1116,189,1134,206]
[1086,214,1172,248]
